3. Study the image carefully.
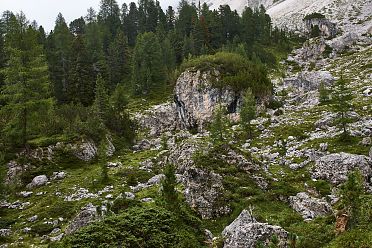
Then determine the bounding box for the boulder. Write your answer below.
[26,175,48,189]
[174,69,241,131]
[130,174,165,193]
[289,192,332,220]
[284,70,334,93]
[0,229,11,237]
[70,139,97,162]
[134,102,178,136]
[370,146,372,159]
[184,167,230,219]
[222,210,288,248]
[312,153,372,185]
[51,171,66,180]
[65,203,99,235]
[6,161,29,186]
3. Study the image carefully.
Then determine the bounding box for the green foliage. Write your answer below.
[338,170,364,229]
[210,105,230,144]
[162,164,179,208]
[288,216,335,248]
[319,82,331,105]
[61,205,205,247]
[240,88,256,137]
[132,32,167,95]
[303,13,326,20]
[0,14,52,147]
[331,75,353,139]
[181,52,272,97]
[311,25,321,38]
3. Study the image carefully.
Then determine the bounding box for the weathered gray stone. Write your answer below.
[174,69,241,131]
[0,229,11,237]
[134,103,179,136]
[28,215,38,222]
[70,140,97,162]
[222,210,288,248]
[65,203,99,235]
[289,192,332,220]
[26,175,48,189]
[312,152,372,185]
[184,167,230,219]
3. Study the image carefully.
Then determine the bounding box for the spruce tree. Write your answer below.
[93,74,110,123]
[68,35,95,106]
[107,29,131,89]
[47,13,73,104]
[131,32,166,94]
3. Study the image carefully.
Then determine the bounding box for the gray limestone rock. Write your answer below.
[26,175,48,189]
[174,69,241,131]
[184,167,230,219]
[222,210,288,248]
[312,152,372,185]
[65,203,99,235]
[289,192,332,220]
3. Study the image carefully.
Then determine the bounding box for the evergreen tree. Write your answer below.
[125,2,139,46]
[165,6,176,31]
[93,74,110,122]
[240,88,256,137]
[131,32,166,94]
[47,13,73,104]
[339,170,364,229]
[1,16,52,147]
[162,164,179,208]
[210,105,229,144]
[69,17,86,35]
[107,29,131,89]
[319,82,330,105]
[331,75,353,139]
[68,35,95,106]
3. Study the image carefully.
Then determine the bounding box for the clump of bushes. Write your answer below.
[59,205,205,248]
[180,52,272,97]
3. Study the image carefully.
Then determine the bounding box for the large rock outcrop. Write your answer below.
[289,192,332,220]
[284,70,334,92]
[184,167,230,219]
[174,69,241,131]
[134,102,179,136]
[312,152,372,185]
[222,209,288,248]
[304,18,337,38]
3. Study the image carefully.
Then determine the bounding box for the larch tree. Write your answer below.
[1,14,52,147]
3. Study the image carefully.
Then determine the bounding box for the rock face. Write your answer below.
[222,210,288,248]
[304,18,337,38]
[174,69,241,131]
[289,192,332,220]
[134,102,179,136]
[70,139,98,162]
[184,167,230,219]
[284,70,334,92]
[312,153,372,185]
[65,203,99,235]
[26,175,48,189]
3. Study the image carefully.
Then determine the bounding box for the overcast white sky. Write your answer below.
[0,0,179,32]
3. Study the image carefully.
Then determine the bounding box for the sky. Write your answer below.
[0,0,179,32]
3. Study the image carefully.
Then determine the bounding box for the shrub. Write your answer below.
[61,205,205,247]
